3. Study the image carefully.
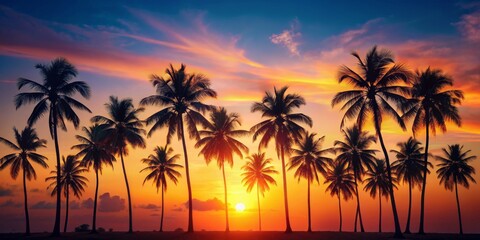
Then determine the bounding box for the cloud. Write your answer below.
[31,201,56,209]
[137,203,160,210]
[99,193,125,212]
[0,185,14,197]
[270,19,301,56]
[29,188,40,193]
[184,197,225,211]
[456,10,480,42]
[82,198,94,209]
[70,201,81,210]
[0,200,22,208]
[172,207,183,212]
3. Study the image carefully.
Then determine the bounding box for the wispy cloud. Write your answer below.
[456,10,480,43]
[184,197,226,211]
[270,19,301,56]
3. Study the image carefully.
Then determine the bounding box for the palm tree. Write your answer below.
[331,46,410,237]
[241,152,278,231]
[141,146,182,232]
[195,107,249,231]
[251,86,312,232]
[334,126,377,232]
[324,160,356,232]
[402,68,464,234]
[0,127,48,235]
[363,159,396,233]
[391,137,430,233]
[91,96,146,233]
[46,155,88,233]
[288,132,333,232]
[435,144,476,235]
[140,64,217,232]
[72,124,116,233]
[15,58,91,236]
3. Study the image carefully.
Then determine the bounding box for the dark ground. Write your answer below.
[0,231,478,240]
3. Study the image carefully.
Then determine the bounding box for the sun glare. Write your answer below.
[235,203,245,212]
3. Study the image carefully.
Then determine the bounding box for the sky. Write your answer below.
[0,0,480,234]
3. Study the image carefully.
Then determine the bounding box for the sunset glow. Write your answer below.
[235,203,246,212]
[0,1,479,238]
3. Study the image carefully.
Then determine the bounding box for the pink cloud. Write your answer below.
[270,19,301,56]
[456,10,480,42]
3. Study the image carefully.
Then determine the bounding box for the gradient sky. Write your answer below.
[1,0,480,234]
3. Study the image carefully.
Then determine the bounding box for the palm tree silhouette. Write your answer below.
[241,152,278,231]
[402,68,464,234]
[46,155,88,233]
[15,58,91,236]
[288,132,333,232]
[391,137,430,233]
[435,144,476,235]
[140,64,217,232]
[363,159,396,233]
[72,124,116,233]
[334,126,377,232]
[0,127,48,235]
[324,160,356,232]
[92,96,146,233]
[251,86,312,232]
[195,107,249,231]
[331,46,410,237]
[141,146,182,232]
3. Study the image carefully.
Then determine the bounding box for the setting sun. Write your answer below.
[235,203,246,212]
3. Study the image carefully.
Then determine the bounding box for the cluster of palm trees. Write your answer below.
[0,46,476,238]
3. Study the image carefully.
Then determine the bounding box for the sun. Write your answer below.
[235,203,245,212]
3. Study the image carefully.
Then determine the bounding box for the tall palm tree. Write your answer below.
[402,68,464,234]
[140,64,217,232]
[331,46,410,237]
[241,153,277,231]
[195,107,249,231]
[391,137,430,233]
[334,126,377,232]
[435,144,476,235]
[15,58,91,236]
[363,159,396,233]
[46,155,88,233]
[72,124,116,233]
[141,146,182,232]
[324,160,356,232]
[251,86,312,232]
[0,127,48,235]
[92,96,146,233]
[288,132,333,232]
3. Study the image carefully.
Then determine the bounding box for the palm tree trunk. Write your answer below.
[222,164,230,232]
[455,179,463,235]
[92,169,99,233]
[374,117,403,238]
[257,184,261,231]
[160,187,164,232]
[379,189,382,233]
[64,186,69,233]
[307,180,312,232]
[280,145,292,233]
[338,193,342,232]
[179,117,194,232]
[419,111,430,234]
[23,168,30,235]
[354,204,358,232]
[120,152,133,233]
[52,112,62,236]
[405,180,412,234]
[354,176,365,232]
